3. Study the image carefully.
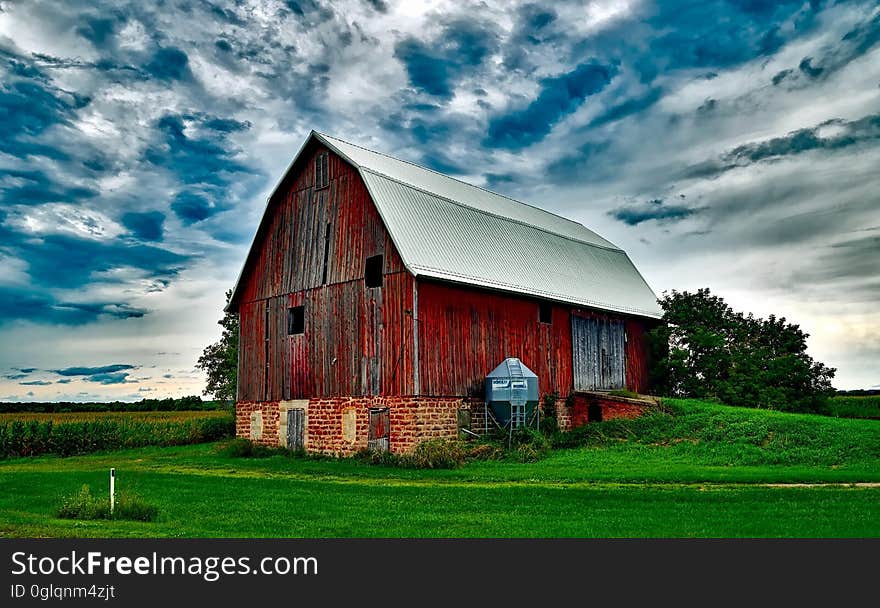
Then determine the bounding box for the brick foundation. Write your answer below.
[235,396,481,455]
[236,393,654,453]
[550,393,651,431]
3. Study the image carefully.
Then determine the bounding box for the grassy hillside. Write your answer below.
[552,398,880,468]
[0,399,877,537]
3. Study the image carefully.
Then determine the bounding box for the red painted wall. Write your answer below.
[417,280,652,397]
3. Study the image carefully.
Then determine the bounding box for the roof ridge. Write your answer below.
[314,130,615,245]
[359,166,624,253]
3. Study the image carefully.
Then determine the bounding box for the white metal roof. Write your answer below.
[230,131,661,319]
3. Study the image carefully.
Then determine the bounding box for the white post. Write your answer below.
[109,468,115,514]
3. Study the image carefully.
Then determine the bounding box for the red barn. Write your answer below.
[227,131,661,454]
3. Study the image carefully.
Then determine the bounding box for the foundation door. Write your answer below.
[368,408,390,452]
[287,408,305,451]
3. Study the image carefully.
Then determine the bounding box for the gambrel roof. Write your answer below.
[229,131,661,319]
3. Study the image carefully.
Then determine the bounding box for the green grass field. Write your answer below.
[0,399,877,538]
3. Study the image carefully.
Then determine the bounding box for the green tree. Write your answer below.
[196,290,239,402]
[649,288,836,412]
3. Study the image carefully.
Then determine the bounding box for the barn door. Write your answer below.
[286,408,305,451]
[572,316,626,391]
[368,408,390,452]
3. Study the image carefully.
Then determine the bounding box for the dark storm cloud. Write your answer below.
[0,169,98,206]
[20,380,51,386]
[485,62,616,149]
[144,113,253,187]
[0,287,147,326]
[143,47,191,81]
[770,10,880,85]
[85,372,132,384]
[394,19,498,99]
[682,113,880,180]
[637,0,820,79]
[53,364,135,376]
[13,234,189,290]
[171,192,215,224]
[798,56,823,78]
[284,0,334,23]
[363,0,388,13]
[587,88,663,129]
[121,211,165,241]
[75,16,121,47]
[609,198,704,226]
[0,51,91,164]
[0,278,153,324]
[203,117,252,133]
[501,3,559,72]
[772,68,793,85]
[4,374,28,380]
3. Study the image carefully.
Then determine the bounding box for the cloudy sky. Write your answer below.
[0,0,877,401]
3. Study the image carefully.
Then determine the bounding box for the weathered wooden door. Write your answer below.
[367,408,390,452]
[287,408,305,450]
[572,316,626,390]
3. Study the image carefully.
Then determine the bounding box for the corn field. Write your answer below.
[0,411,234,458]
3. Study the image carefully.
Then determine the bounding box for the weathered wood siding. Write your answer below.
[416,280,573,397]
[236,142,414,401]
[571,315,626,391]
[416,280,652,397]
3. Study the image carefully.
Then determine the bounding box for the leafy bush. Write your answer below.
[57,485,107,520]
[509,428,550,462]
[0,414,234,459]
[57,485,158,522]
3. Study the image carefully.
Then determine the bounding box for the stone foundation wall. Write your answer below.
[235,400,281,447]
[235,396,482,455]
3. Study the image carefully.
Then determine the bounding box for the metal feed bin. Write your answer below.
[485,357,539,430]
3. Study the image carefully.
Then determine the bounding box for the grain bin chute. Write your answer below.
[485,358,540,435]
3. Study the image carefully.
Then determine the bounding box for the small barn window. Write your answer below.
[539,302,552,324]
[365,254,383,288]
[315,152,329,189]
[288,306,305,335]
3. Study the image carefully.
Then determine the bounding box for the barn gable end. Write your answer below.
[234,139,415,402]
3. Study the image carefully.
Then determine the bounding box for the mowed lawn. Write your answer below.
[0,399,878,538]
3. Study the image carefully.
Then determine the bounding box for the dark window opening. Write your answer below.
[365,254,383,288]
[288,306,305,335]
[315,152,329,189]
[321,222,331,285]
[539,302,552,324]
